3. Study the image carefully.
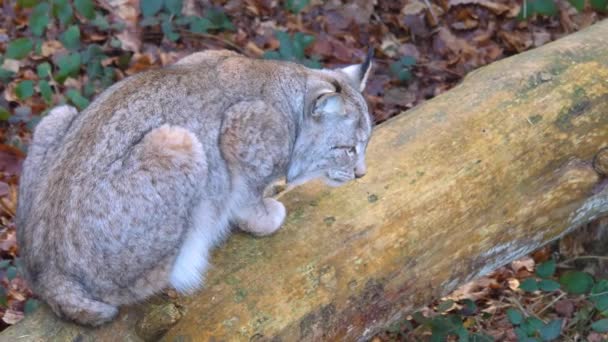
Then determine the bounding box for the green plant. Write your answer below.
[140,1,235,41]
[512,258,608,339]
[1,0,125,120]
[518,0,607,20]
[385,299,494,340]
[263,31,321,69]
[390,56,416,83]
[285,0,310,13]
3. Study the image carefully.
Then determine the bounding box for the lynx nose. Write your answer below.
[354,164,367,179]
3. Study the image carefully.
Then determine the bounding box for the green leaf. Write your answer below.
[412,311,430,325]
[461,298,478,315]
[74,0,95,19]
[539,319,562,341]
[38,80,53,103]
[517,0,533,20]
[55,53,82,82]
[568,0,585,11]
[470,333,494,342]
[591,280,608,311]
[559,271,594,294]
[174,15,194,26]
[522,317,544,335]
[66,89,89,110]
[24,298,39,314]
[161,18,180,41]
[533,0,558,16]
[0,68,14,83]
[590,0,608,10]
[29,3,50,36]
[437,300,454,312]
[141,0,163,17]
[80,44,105,64]
[60,25,81,50]
[15,80,35,100]
[591,318,608,332]
[206,9,235,31]
[91,12,110,30]
[285,0,310,13]
[36,62,52,79]
[0,107,9,121]
[6,38,33,60]
[52,0,74,25]
[164,0,183,16]
[276,31,295,60]
[263,51,281,60]
[397,69,413,82]
[390,60,404,76]
[507,308,523,325]
[515,326,529,339]
[400,55,417,67]
[457,326,469,341]
[189,17,212,33]
[429,315,461,335]
[6,266,17,280]
[538,279,560,292]
[520,278,539,292]
[0,293,6,308]
[536,259,556,278]
[17,0,37,8]
[292,32,314,59]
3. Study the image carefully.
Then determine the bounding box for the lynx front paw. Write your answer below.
[239,198,286,237]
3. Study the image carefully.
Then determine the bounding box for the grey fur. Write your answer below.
[16,50,373,326]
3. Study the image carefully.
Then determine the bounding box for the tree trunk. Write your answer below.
[4,19,608,342]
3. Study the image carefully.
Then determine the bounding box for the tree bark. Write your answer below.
[4,19,608,342]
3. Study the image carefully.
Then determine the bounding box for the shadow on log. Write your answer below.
[3,19,608,342]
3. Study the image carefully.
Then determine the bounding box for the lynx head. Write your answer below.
[287,50,374,187]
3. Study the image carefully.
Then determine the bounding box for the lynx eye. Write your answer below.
[347,146,356,157]
[331,145,356,157]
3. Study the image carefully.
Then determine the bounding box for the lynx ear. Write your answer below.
[339,47,374,92]
[312,93,345,118]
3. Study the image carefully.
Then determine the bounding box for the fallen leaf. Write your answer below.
[2,309,23,325]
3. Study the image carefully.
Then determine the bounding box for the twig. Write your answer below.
[509,296,548,323]
[537,292,566,315]
[422,0,438,26]
[177,30,250,56]
[558,255,608,267]
[588,290,608,297]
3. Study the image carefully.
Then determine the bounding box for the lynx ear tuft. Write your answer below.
[339,47,374,92]
[312,93,345,118]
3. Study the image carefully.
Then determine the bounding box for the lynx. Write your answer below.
[16,49,374,326]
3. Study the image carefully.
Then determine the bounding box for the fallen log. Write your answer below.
[3,19,608,342]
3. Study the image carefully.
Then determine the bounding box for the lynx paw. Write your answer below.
[240,198,286,236]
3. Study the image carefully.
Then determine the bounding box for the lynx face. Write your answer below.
[287,56,374,187]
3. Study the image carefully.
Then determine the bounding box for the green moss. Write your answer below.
[528,114,543,125]
[234,288,248,303]
[323,216,336,226]
[555,87,591,131]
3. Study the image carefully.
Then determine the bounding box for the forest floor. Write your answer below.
[0,0,606,339]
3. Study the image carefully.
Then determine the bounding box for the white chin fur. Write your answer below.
[286,171,323,189]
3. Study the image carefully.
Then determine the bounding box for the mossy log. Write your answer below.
[4,20,608,342]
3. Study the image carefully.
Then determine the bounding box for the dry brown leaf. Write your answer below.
[2,309,23,325]
[554,299,575,317]
[511,257,535,272]
[1,59,20,74]
[41,40,65,58]
[449,0,511,15]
